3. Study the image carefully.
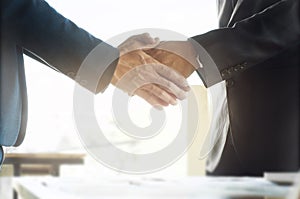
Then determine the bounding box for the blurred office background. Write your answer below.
[4,0,217,178]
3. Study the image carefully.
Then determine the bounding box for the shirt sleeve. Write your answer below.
[2,0,119,93]
[190,0,299,87]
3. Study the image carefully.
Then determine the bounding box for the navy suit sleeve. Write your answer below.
[191,0,300,87]
[2,0,119,93]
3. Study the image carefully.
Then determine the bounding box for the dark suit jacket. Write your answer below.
[192,0,299,175]
[0,0,119,146]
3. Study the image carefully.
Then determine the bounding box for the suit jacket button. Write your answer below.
[234,65,240,72]
[226,79,234,87]
[234,64,244,72]
[221,69,229,78]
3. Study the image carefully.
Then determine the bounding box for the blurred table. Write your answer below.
[3,153,85,176]
[13,176,295,199]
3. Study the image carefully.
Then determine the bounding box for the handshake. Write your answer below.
[111,33,199,108]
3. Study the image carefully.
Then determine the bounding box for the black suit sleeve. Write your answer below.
[191,0,299,87]
[2,0,119,93]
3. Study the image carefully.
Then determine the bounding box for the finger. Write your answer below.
[139,84,178,105]
[155,64,191,92]
[118,34,159,55]
[148,64,188,100]
[134,34,160,49]
[153,79,178,100]
[141,84,178,105]
[155,75,187,100]
[135,88,169,108]
[158,85,177,99]
[136,90,168,108]
[136,33,159,45]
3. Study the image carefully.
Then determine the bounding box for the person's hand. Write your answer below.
[112,33,190,107]
[118,33,160,56]
[144,41,199,78]
[112,50,190,107]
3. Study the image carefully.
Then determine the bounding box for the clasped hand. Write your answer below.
[112,33,198,108]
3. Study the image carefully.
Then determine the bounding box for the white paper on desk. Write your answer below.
[161,177,291,197]
[110,176,290,198]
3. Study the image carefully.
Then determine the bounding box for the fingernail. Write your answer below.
[170,99,178,105]
[179,92,187,100]
[184,86,191,91]
[154,105,163,110]
[182,81,190,89]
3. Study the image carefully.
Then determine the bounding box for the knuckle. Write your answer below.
[158,90,165,97]
[148,84,155,91]
[161,80,171,89]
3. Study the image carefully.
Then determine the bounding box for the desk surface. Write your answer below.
[13,176,294,199]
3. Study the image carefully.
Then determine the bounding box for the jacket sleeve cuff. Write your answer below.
[188,37,223,88]
[69,42,120,94]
